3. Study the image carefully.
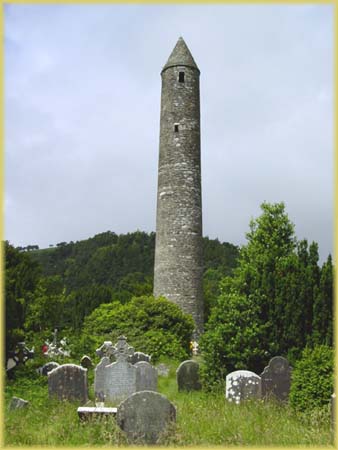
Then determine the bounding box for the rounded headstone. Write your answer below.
[226,370,262,404]
[80,355,93,369]
[117,391,176,444]
[176,360,201,391]
[41,361,60,376]
[260,356,292,401]
[135,361,158,391]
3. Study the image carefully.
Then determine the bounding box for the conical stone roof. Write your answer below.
[162,37,200,73]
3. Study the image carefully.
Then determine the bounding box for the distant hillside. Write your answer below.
[30,231,239,293]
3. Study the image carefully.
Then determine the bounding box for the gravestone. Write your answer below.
[260,356,292,401]
[94,356,110,402]
[40,361,60,376]
[176,360,201,391]
[135,361,158,391]
[128,351,151,365]
[81,355,93,369]
[9,396,29,410]
[48,364,88,402]
[226,370,261,404]
[117,391,176,444]
[157,363,170,377]
[104,336,137,403]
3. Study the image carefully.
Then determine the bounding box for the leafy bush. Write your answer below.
[290,345,334,411]
[199,290,270,389]
[77,295,194,362]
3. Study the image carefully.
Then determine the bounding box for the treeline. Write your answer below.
[200,202,334,385]
[5,231,239,354]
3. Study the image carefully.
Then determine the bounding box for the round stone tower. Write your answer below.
[153,37,204,337]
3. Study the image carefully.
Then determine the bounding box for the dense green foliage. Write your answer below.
[78,295,194,362]
[4,241,41,355]
[290,345,334,411]
[200,203,334,386]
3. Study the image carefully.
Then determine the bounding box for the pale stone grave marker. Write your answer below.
[117,391,176,444]
[48,364,88,402]
[94,356,110,402]
[260,356,292,401]
[226,370,261,404]
[104,336,137,403]
[135,361,158,391]
[176,360,201,391]
[9,396,29,410]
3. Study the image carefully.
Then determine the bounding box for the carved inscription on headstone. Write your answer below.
[260,356,292,401]
[226,370,261,404]
[105,361,137,403]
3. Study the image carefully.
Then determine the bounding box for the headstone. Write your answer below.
[9,396,29,410]
[104,336,137,403]
[135,361,158,391]
[117,391,176,444]
[40,361,60,376]
[226,370,262,404]
[80,355,92,369]
[48,364,88,402]
[260,356,292,401]
[176,360,201,391]
[128,351,151,365]
[157,363,170,377]
[94,357,110,401]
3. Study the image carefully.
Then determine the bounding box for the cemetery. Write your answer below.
[5,333,334,446]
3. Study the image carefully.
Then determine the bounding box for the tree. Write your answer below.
[4,241,41,355]
[200,202,330,386]
[312,254,333,346]
[78,295,194,362]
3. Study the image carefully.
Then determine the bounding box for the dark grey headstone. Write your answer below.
[128,351,151,365]
[260,356,292,401]
[176,360,201,391]
[9,396,29,410]
[117,391,176,444]
[226,370,262,404]
[80,355,92,369]
[135,361,158,391]
[48,364,88,402]
[41,361,60,376]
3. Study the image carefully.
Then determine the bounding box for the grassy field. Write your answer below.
[4,360,333,446]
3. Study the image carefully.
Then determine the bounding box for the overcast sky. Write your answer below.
[5,4,333,263]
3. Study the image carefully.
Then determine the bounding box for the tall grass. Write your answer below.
[4,360,333,446]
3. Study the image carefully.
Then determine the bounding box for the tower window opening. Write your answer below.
[174,124,179,133]
[179,72,185,83]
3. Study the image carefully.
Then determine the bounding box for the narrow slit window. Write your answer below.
[179,72,185,83]
[174,124,179,133]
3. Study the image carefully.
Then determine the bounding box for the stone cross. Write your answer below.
[112,336,135,362]
[7,342,34,370]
